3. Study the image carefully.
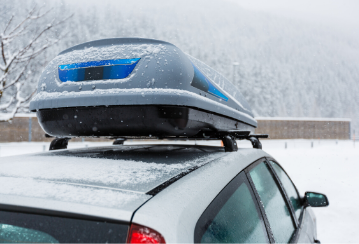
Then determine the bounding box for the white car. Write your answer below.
[0,142,328,243]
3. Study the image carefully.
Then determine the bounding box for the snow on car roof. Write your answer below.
[0,145,226,220]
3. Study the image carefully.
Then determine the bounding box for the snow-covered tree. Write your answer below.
[0,4,70,122]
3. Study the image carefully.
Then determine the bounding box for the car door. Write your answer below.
[194,157,316,243]
[245,159,297,243]
[246,158,317,243]
[266,159,317,243]
[194,170,271,243]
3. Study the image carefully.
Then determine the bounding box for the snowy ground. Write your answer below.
[1,139,358,242]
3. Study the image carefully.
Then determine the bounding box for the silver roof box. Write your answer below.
[29,38,256,138]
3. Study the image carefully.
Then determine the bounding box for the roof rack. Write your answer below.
[197,130,268,151]
[48,131,268,152]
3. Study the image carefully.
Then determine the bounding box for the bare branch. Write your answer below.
[2,22,55,73]
[7,6,53,38]
[0,60,30,91]
[8,6,37,36]
[29,7,53,20]
[16,35,66,62]
[2,50,20,73]
[2,26,28,42]
[0,70,9,85]
[2,11,72,73]
[15,22,54,60]
[2,15,14,34]
[15,82,26,101]
[0,39,6,68]
[53,13,74,28]
[7,100,22,121]
[20,88,37,104]
[0,97,13,110]
[0,6,72,121]
[0,84,22,122]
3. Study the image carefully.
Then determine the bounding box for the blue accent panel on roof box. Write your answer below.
[58,58,140,70]
[207,81,228,101]
[59,68,85,82]
[191,64,228,101]
[58,58,140,82]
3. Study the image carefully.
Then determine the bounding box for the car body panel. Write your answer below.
[0,194,139,222]
[302,207,318,242]
[0,145,225,222]
[0,145,319,243]
[132,148,271,243]
[296,208,318,243]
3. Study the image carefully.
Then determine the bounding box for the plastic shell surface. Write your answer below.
[29,38,256,138]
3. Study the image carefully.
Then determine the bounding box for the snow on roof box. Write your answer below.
[29,38,256,138]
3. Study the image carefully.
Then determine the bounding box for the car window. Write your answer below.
[0,224,58,243]
[195,172,268,243]
[269,160,302,220]
[0,210,128,243]
[249,162,295,243]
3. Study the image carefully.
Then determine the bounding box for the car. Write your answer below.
[1,37,328,243]
[0,140,328,243]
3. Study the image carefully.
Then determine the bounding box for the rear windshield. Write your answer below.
[0,210,128,243]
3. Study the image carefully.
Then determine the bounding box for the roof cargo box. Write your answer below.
[29,38,257,138]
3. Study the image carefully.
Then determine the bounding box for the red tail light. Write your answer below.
[127,224,166,244]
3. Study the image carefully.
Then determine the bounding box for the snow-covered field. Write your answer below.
[0,139,358,242]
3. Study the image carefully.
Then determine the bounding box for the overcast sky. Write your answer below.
[62,0,359,28]
[232,0,359,30]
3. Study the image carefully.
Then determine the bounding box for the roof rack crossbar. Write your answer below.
[48,132,268,152]
[111,131,268,151]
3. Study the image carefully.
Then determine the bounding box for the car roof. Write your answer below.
[0,145,271,222]
[0,145,224,220]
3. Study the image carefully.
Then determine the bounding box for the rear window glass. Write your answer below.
[0,210,128,243]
